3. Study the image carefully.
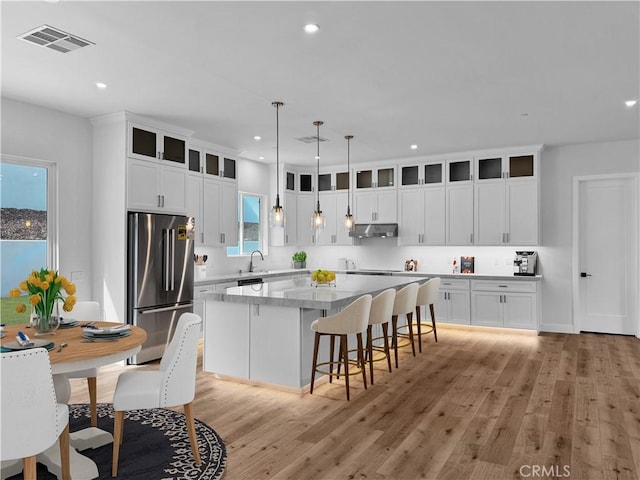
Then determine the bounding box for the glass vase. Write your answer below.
[30,310,60,336]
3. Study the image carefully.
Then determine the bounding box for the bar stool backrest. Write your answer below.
[392,282,419,316]
[369,288,396,326]
[417,277,441,306]
[314,294,373,335]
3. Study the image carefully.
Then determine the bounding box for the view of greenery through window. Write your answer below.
[1,161,49,325]
[227,193,262,256]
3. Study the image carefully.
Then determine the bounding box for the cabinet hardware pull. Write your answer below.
[201,232,204,243]
[498,285,508,288]
[157,151,161,159]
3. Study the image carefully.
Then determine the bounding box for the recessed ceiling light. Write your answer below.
[96,82,107,89]
[254,135,262,141]
[304,24,320,34]
[258,156,265,160]
[410,144,418,150]
[625,100,638,107]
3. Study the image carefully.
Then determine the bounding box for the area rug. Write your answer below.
[8,403,227,480]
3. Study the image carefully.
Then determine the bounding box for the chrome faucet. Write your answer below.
[249,250,264,273]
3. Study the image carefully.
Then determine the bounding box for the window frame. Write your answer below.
[226,191,267,257]
[0,154,58,270]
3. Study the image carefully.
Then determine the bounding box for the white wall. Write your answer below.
[1,97,94,300]
[538,139,639,332]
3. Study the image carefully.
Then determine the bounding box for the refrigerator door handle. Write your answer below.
[163,228,169,291]
[139,303,194,315]
[169,228,176,291]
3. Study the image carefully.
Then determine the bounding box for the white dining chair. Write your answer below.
[309,294,372,401]
[111,312,203,477]
[1,348,71,480]
[65,300,102,427]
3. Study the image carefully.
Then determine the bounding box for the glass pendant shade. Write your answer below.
[344,210,354,230]
[312,204,326,230]
[270,195,284,227]
[270,101,285,228]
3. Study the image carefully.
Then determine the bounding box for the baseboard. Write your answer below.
[538,323,576,334]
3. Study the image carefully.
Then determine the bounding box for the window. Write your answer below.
[226,193,265,256]
[1,156,57,324]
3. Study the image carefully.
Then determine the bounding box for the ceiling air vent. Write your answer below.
[296,136,329,144]
[18,25,94,53]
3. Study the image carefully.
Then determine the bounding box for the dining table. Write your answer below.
[1,321,147,480]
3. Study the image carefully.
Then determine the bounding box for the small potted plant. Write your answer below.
[292,251,307,269]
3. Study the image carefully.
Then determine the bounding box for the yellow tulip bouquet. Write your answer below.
[9,268,77,332]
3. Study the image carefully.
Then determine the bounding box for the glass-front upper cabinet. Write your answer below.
[285,171,296,192]
[299,172,315,193]
[400,162,444,187]
[223,158,236,180]
[318,170,350,192]
[129,123,187,165]
[205,153,220,176]
[356,166,395,189]
[446,158,473,184]
[475,154,535,182]
[188,149,201,173]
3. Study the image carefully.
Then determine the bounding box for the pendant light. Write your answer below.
[269,101,285,228]
[311,120,325,231]
[344,135,354,230]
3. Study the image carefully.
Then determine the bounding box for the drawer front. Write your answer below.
[471,280,537,293]
[439,278,470,290]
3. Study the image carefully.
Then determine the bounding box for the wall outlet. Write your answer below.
[71,271,84,282]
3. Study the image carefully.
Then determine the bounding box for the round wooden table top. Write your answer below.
[1,322,147,374]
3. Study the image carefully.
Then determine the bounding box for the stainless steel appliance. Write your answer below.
[127,212,194,364]
[513,251,538,276]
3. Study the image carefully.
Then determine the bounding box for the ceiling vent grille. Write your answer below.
[296,136,329,144]
[18,25,94,53]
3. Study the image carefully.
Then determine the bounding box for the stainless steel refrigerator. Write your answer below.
[127,212,194,364]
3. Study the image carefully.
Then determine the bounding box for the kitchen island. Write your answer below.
[203,274,421,392]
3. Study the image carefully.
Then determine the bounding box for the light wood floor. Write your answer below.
[69,324,640,480]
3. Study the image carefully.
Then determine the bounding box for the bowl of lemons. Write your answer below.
[310,269,336,286]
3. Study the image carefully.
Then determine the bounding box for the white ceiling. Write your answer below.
[2,1,638,167]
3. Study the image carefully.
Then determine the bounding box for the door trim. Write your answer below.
[572,173,640,337]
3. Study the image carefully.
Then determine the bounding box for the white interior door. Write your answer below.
[576,175,638,335]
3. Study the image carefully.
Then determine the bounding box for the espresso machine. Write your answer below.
[513,251,538,276]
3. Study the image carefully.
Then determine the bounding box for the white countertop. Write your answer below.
[195,268,541,287]
[203,274,420,310]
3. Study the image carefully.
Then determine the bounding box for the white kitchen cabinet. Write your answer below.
[354,189,397,223]
[284,191,298,246]
[445,184,474,245]
[203,301,250,378]
[400,161,444,187]
[128,122,188,165]
[186,144,238,247]
[398,186,445,245]
[317,169,350,193]
[435,278,470,324]
[297,194,316,246]
[186,172,203,245]
[317,193,352,246]
[474,152,539,245]
[127,158,187,213]
[470,280,538,330]
[355,165,396,190]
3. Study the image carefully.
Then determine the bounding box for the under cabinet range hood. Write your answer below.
[349,223,398,238]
